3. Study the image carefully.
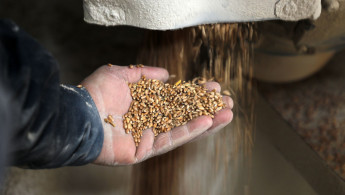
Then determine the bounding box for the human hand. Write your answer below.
[81,65,233,166]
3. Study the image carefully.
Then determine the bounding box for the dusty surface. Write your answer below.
[83,0,321,30]
[275,0,321,20]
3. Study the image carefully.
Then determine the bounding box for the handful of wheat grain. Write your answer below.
[123,76,225,146]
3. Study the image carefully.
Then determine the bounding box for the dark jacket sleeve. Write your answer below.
[0,19,104,169]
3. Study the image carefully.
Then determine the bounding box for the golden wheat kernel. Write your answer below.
[222,90,231,96]
[108,114,114,121]
[175,80,182,86]
[121,77,225,146]
[109,121,116,127]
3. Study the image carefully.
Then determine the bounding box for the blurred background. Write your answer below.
[1,0,345,194]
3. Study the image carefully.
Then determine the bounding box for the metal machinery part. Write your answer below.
[254,0,345,82]
[83,0,321,30]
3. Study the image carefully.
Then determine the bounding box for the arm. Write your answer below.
[0,19,233,170]
[0,19,103,169]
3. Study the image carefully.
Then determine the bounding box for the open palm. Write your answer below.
[82,65,233,166]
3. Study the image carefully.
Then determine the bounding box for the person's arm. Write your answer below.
[0,19,104,169]
[0,19,233,171]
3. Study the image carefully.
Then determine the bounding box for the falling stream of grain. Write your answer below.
[133,23,257,194]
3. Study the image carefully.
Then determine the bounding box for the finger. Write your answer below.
[135,128,155,162]
[194,108,233,141]
[222,96,234,109]
[203,82,221,92]
[122,65,169,83]
[152,116,213,156]
[203,82,234,108]
[209,108,233,132]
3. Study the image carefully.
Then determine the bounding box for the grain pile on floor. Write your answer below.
[123,76,225,146]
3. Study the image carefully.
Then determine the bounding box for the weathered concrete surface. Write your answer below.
[275,0,321,20]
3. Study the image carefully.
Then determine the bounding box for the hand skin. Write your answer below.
[81,65,233,166]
